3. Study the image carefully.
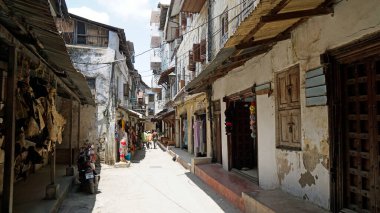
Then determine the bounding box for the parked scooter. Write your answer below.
[77,144,99,194]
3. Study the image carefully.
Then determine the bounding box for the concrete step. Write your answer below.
[243,190,329,213]
[13,165,76,213]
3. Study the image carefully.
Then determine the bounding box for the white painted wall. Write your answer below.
[212,0,380,209]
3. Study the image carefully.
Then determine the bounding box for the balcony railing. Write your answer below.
[231,0,258,36]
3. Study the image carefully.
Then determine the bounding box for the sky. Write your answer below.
[65,0,170,86]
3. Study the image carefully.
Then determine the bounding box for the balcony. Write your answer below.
[150,11,160,24]
[180,0,206,13]
[150,36,161,48]
[150,52,162,70]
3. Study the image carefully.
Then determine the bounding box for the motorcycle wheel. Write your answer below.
[89,180,96,194]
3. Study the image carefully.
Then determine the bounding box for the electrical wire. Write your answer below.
[135,0,252,58]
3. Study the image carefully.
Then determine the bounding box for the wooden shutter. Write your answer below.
[200,39,206,62]
[276,65,301,149]
[290,109,301,145]
[288,66,300,107]
[279,110,291,144]
[277,65,300,110]
[277,71,288,109]
[193,43,201,62]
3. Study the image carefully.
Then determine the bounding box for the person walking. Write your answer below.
[152,130,158,149]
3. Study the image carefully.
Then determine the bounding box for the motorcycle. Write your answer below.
[77,145,99,194]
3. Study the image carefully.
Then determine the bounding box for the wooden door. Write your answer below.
[342,57,380,212]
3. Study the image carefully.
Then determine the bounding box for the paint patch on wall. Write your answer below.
[277,153,292,184]
[299,171,315,187]
[302,140,320,172]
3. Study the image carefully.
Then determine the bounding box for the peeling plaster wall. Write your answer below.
[212,0,380,209]
[68,45,117,164]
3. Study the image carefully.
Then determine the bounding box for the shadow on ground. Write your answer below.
[58,158,103,213]
[131,148,147,163]
[184,172,240,213]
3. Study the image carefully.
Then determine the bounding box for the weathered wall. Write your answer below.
[68,45,117,164]
[212,0,380,209]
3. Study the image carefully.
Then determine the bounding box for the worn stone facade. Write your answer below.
[212,0,380,209]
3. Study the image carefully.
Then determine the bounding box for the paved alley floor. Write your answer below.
[58,148,240,213]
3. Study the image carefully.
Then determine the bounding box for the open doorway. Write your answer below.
[226,93,258,182]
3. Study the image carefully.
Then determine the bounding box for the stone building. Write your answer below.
[156,0,380,212]
[56,14,135,164]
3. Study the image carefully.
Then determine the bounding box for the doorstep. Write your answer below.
[11,164,75,213]
[194,164,328,213]
[243,190,329,213]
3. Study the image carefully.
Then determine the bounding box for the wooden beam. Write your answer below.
[2,45,17,213]
[242,0,292,43]
[236,33,291,50]
[261,7,333,23]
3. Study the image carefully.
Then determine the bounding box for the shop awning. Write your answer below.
[155,108,175,123]
[180,0,206,13]
[185,0,333,94]
[118,105,144,119]
[0,0,95,105]
[158,67,175,85]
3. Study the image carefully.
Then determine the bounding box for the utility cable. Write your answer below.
[135,0,252,57]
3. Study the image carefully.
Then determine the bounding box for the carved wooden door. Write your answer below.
[342,57,380,212]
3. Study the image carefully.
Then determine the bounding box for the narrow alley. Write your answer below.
[58,148,239,213]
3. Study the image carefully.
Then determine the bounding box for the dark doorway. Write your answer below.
[229,98,258,182]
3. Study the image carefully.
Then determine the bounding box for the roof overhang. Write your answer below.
[180,0,206,13]
[118,105,144,119]
[158,67,175,85]
[186,0,333,94]
[0,0,95,105]
[155,108,175,122]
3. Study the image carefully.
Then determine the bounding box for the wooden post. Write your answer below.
[2,45,17,213]
[50,147,56,184]
[77,102,80,158]
[69,99,73,166]
[66,98,74,176]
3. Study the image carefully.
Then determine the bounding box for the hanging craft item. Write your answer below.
[249,101,257,139]
[224,104,233,135]
[46,88,66,144]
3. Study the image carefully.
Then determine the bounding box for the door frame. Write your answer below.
[325,32,380,212]
[223,87,256,171]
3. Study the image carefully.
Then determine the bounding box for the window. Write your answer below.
[77,21,86,44]
[276,65,301,149]
[148,94,155,102]
[86,77,96,98]
[157,91,162,101]
[123,83,129,97]
[75,20,109,46]
[220,9,228,45]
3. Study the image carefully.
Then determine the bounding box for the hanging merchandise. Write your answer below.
[249,100,257,139]
[46,88,66,144]
[224,104,233,135]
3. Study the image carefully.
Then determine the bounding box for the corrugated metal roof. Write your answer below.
[0,0,94,105]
